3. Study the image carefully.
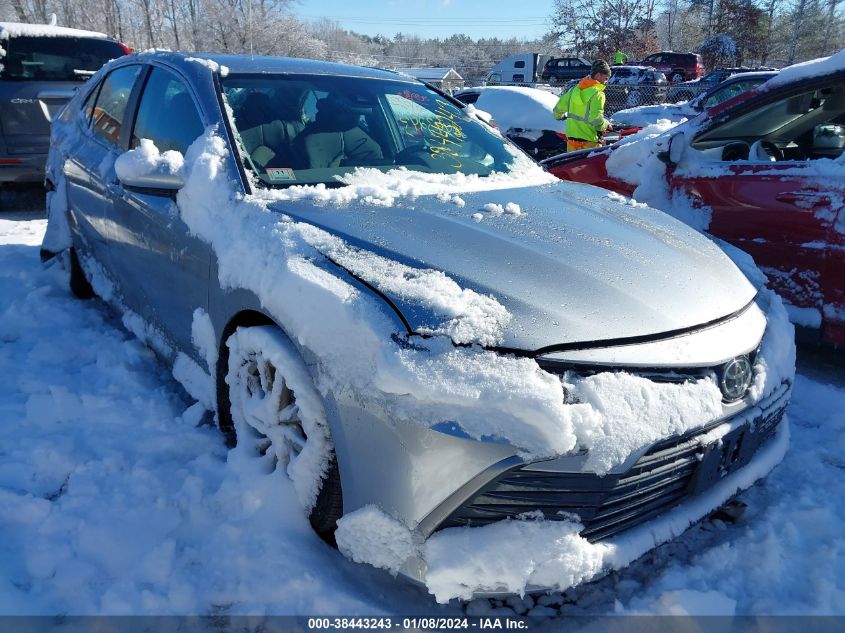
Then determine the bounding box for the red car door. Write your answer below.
[671,161,845,342]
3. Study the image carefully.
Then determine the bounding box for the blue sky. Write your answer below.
[295,0,556,40]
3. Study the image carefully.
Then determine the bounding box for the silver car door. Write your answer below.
[109,66,209,355]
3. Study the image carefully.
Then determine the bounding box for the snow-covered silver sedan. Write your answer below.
[43,51,794,602]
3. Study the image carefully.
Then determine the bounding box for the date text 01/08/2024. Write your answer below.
[307,617,529,630]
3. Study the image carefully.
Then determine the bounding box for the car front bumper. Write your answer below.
[401,379,791,600]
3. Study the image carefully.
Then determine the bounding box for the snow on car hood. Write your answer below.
[268,179,757,351]
[611,103,692,129]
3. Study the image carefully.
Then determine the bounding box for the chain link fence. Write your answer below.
[555,79,712,116]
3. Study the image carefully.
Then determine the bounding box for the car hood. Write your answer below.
[269,180,756,351]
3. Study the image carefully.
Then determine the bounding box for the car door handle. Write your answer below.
[775,191,832,207]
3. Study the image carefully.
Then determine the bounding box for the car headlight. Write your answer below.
[719,355,754,402]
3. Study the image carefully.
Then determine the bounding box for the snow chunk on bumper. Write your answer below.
[336,505,418,575]
[566,372,723,474]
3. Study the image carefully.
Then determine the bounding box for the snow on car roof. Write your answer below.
[142,50,410,82]
[0,21,108,39]
[763,48,845,89]
[459,86,565,133]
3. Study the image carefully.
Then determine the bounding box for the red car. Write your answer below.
[637,52,704,82]
[546,57,845,347]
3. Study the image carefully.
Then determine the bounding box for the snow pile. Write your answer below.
[611,104,690,129]
[424,514,608,601]
[563,371,723,474]
[335,505,418,575]
[372,339,576,457]
[114,139,185,182]
[605,122,713,231]
[42,177,71,254]
[435,192,466,207]
[251,161,556,209]
[470,86,565,134]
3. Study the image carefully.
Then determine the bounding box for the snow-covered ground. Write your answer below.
[1,203,844,616]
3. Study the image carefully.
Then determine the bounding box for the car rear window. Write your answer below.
[0,35,126,81]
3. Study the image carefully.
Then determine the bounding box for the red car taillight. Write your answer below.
[119,42,133,55]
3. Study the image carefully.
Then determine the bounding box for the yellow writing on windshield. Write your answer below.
[428,100,466,168]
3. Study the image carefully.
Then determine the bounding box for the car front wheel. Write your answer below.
[221,325,343,544]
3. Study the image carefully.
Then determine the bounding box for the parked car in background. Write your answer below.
[667,66,778,102]
[485,52,551,86]
[604,66,668,113]
[539,56,591,84]
[611,71,777,130]
[44,51,793,600]
[453,86,568,159]
[638,51,704,82]
[547,55,845,347]
[0,21,130,186]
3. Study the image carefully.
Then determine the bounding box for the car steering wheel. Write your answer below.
[394,144,432,165]
[759,140,784,161]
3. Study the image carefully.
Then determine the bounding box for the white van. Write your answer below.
[485,53,551,86]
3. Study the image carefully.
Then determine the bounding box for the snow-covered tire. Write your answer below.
[222,325,343,543]
[670,72,685,83]
[68,248,95,299]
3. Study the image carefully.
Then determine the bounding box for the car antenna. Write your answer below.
[248,0,254,58]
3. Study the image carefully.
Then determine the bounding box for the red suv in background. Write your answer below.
[637,52,704,82]
[545,59,845,347]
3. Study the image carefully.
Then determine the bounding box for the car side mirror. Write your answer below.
[658,131,686,166]
[115,140,185,196]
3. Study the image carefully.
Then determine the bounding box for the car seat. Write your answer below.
[298,94,384,169]
[236,91,304,169]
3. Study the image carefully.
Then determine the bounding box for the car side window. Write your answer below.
[693,84,845,161]
[82,80,102,126]
[705,81,755,108]
[131,67,204,155]
[91,65,142,147]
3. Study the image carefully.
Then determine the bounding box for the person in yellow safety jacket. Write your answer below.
[613,50,628,65]
[553,60,613,152]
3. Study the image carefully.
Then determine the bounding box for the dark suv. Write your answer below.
[0,22,129,186]
[540,57,591,84]
[638,52,704,82]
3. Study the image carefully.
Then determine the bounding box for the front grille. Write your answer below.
[436,390,786,542]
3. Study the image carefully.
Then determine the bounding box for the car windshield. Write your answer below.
[221,74,522,188]
[0,36,125,81]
